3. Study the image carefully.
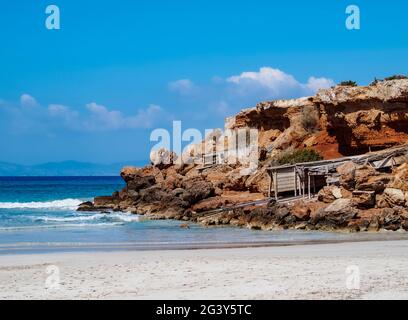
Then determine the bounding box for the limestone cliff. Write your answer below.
[226,79,408,159]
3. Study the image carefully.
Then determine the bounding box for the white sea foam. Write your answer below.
[33,214,102,222]
[32,212,140,223]
[108,212,140,222]
[0,199,83,210]
[0,222,124,231]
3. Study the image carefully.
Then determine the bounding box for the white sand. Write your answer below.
[1,240,408,300]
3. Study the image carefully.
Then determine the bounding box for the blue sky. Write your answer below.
[0,0,407,164]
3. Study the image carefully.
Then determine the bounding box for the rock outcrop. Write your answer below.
[227,79,408,159]
[82,79,408,233]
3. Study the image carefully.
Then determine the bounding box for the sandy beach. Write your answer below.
[1,240,408,300]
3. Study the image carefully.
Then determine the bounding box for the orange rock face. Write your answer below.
[226,79,408,159]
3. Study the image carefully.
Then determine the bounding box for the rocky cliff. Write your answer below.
[81,79,408,233]
[226,79,408,159]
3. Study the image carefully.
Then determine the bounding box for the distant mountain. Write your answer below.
[0,160,148,176]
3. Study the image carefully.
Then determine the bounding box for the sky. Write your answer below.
[0,0,407,165]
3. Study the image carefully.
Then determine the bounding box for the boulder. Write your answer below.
[139,186,168,203]
[324,198,353,213]
[127,175,156,191]
[244,167,270,195]
[317,185,343,203]
[120,166,141,182]
[121,165,163,184]
[356,174,392,193]
[161,170,183,191]
[273,204,291,220]
[224,168,249,191]
[376,194,390,208]
[383,188,406,206]
[352,190,376,208]
[315,199,357,227]
[337,161,357,190]
[388,163,408,191]
[191,196,228,213]
[291,201,311,220]
[202,165,234,189]
[94,196,115,208]
[350,165,392,193]
[77,201,95,211]
[150,148,178,169]
[181,178,215,204]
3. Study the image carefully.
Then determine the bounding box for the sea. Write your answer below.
[0,176,405,254]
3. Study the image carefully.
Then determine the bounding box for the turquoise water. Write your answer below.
[0,177,406,253]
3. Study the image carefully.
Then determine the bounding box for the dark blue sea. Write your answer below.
[0,177,404,253]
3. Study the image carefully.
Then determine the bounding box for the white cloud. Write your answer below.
[168,79,197,95]
[20,94,39,107]
[304,76,335,92]
[83,102,167,131]
[168,67,334,122]
[1,93,171,135]
[48,104,78,118]
[227,67,334,98]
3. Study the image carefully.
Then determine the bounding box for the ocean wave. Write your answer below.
[0,222,124,231]
[0,199,83,210]
[32,212,140,223]
[108,212,140,222]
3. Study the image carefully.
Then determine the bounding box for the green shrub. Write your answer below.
[339,80,358,87]
[384,74,408,81]
[370,77,380,86]
[277,149,323,165]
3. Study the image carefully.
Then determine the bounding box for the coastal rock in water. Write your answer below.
[94,196,116,209]
[77,201,95,211]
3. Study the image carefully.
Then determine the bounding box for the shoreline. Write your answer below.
[2,240,408,299]
[2,230,408,255]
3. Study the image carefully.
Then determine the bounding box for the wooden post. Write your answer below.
[273,171,278,201]
[313,175,316,197]
[297,168,302,196]
[294,167,297,197]
[268,170,272,198]
[308,172,311,199]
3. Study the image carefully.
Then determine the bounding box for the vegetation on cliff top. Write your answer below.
[276,149,323,165]
[339,80,358,87]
